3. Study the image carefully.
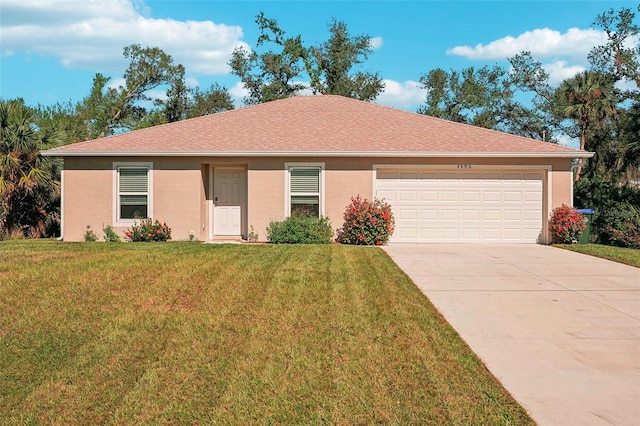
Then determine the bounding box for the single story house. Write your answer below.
[42,95,592,244]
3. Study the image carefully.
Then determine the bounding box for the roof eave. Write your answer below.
[40,150,594,159]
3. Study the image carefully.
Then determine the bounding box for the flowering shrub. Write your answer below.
[124,218,171,242]
[336,196,395,245]
[549,204,586,244]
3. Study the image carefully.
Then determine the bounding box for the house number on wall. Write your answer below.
[457,164,472,169]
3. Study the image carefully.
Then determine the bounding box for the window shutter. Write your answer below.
[290,168,319,193]
[291,195,319,205]
[120,195,148,206]
[119,168,148,192]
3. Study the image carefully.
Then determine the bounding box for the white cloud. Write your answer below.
[615,78,638,93]
[107,77,126,90]
[228,81,250,106]
[447,27,606,60]
[376,79,427,111]
[369,36,383,50]
[0,0,247,74]
[185,76,200,88]
[555,133,579,149]
[543,61,585,85]
[144,89,168,102]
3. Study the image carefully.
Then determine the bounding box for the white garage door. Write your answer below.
[375,169,544,243]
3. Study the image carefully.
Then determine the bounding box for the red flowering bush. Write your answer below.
[124,218,171,242]
[549,205,586,244]
[336,195,395,245]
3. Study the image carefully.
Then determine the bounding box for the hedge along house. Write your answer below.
[42,95,593,243]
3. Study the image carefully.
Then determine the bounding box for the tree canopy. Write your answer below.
[229,13,384,105]
[307,19,384,100]
[0,99,62,238]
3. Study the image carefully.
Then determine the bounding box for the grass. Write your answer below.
[0,240,533,425]
[555,243,640,268]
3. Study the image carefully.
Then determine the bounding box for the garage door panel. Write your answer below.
[421,190,438,202]
[504,228,526,240]
[463,191,481,201]
[482,228,501,239]
[398,171,419,179]
[464,173,482,181]
[442,209,459,220]
[418,172,438,180]
[462,210,481,220]
[376,189,397,201]
[399,190,418,202]
[397,227,419,239]
[525,191,542,201]
[483,209,501,220]
[441,191,459,201]
[504,172,525,180]
[397,208,418,220]
[420,209,438,220]
[462,228,481,239]
[440,172,460,180]
[376,169,544,243]
[376,171,393,180]
[483,191,501,202]
[440,228,460,239]
[504,191,523,202]
[420,228,438,239]
[525,210,541,220]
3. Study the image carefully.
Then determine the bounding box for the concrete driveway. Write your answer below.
[383,244,640,426]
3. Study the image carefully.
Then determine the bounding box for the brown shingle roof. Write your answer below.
[42,95,588,157]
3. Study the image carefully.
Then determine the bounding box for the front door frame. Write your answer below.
[208,165,247,240]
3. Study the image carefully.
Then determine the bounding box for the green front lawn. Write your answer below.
[0,241,532,424]
[556,244,640,268]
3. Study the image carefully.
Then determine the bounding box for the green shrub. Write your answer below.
[124,218,171,242]
[549,204,586,244]
[102,225,121,242]
[248,225,259,242]
[266,213,333,244]
[83,225,98,242]
[574,177,640,248]
[336,196,395,245]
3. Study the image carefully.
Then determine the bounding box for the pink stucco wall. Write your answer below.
[61,156,575,243]
[63,157,206,242]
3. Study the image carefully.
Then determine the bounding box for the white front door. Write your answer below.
[213,167,244,236]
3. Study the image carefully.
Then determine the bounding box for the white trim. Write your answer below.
[569,172,574,207]
[60,163,65,240]
[208,165,214,241]
[112,162,153,226]
[284,162,325,217]
[42,150,596,159]
[545,169,553,244]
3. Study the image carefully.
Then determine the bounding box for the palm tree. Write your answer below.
[0,99,61,238]
[555,70,617,181]
[622,102,640,184]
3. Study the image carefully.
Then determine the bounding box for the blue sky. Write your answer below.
[0,0,637,113]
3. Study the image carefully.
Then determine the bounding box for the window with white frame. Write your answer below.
[114,163,152,222]
[287,164,323,217]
